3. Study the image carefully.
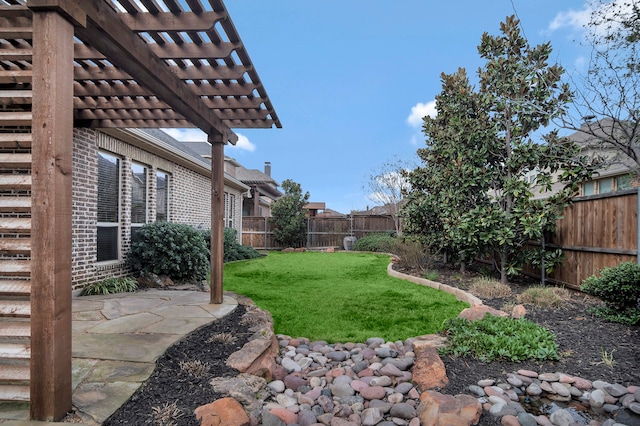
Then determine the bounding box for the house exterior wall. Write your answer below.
[71,129,245,292]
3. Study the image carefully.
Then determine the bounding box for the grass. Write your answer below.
[517,286,570,308]
[223,251,469,343]
[468,277,512,299]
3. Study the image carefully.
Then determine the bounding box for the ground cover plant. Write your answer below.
[80,277,138,296]
[223,251,468,342]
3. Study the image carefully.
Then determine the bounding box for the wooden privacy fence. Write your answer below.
[523,188,638,288]
[242,215,396,250]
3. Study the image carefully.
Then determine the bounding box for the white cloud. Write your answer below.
[406,101,436,127]
[228,133,256,152]
[548,6,592,32]
[549,0,636,37]
[160,128,256,152]
[162,128,207,142]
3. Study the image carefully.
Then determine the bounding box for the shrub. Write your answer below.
[440,314,559,362]
[128,221,209,282]
[517,286,569,308]
[81,277,138,296]
[353,233,398,253]
[469,277,512,299]
[223,227,261,262]
[581,262,640,325]
[393,240,432,272]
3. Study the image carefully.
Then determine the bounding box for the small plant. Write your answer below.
[439,314,559,362]
[150,401,183,426]
[128,221,210,282]
[393,240,432,272]
[353,233,398,253]
[178,360,210,377]
[517,286,569,308]
[81,277,138,296]
[597,348,616,368]
[239,314,264,327]
[469,277,512,299]
[422,270,439,281]
[206,332,237,345]
[581,262,640,325]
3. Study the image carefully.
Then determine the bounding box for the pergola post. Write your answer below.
[210,133,225,304]
[29,6,78,421]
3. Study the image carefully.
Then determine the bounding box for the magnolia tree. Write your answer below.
[364,158,413,234]
[563,0,640,175]
[271,179,310,248]
[403,16,596,284]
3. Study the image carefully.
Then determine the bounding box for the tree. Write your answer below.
[403,16,596,284]
[364,158,413,234]
[402,68,493,271]
[271,179,310,248]
[563,0,640,175]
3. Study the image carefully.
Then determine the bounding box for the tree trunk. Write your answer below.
[500,251,509,285]
[459,261,466,273]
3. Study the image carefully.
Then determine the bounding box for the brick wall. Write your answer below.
[71,129,246,292]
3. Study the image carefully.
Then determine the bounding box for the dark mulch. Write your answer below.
[99,264,640,426]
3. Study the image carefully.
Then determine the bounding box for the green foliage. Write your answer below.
[440,314,559,362]
[271,179,310,248]
[581,262,640,325]
[402,16,596,283]
[223,227,261,262]
[81,277,138,296]
[128,221,209,282]
[352,233,398,252]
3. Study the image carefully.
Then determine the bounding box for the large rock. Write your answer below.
[412,346,448,391]
[417,390,482,426]
[458,305,507,321]
[226,333,279,381]
[194,397,249,426]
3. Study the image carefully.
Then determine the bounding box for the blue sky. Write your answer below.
[164,0,597,214]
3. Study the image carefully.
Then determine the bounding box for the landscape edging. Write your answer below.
[386,262,484,307]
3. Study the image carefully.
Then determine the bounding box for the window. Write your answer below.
[599,177,613,194]
[582,181,595,196]
[97,152,120,262]
[156,170,169,222]
[224,192,236,228]
[131,162,148,239]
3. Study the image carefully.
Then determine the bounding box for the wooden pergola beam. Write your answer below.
[72,0,237,143]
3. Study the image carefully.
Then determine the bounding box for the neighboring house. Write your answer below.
[71,127,250,292]
[234,161,283,217]
[569,119,639,196]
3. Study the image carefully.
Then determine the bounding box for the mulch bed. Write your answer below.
[98,263,640,426]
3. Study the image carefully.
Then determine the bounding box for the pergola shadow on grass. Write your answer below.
[223,251,469,343]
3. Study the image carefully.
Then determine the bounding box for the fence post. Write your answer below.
[637,187,639,264]
[264,216,268,251]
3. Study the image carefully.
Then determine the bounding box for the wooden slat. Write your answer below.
[0,320,30,338]
[0,343,30,358]
[0,153,31,168]
[0,49,32,61]
[0,239,30,255]
[0,301,29,318]
[0,280,30,296]
[0,111,32,127]
[0,384,29,401]
[0,70,33,84]
[0,260,30,277]
[0,197,30,212]
[0,364,29,382]
[0,134,31,149]
[0,174,31,190]
[0,218,30,233]
[0,27,33,40]
[0,90,32,105]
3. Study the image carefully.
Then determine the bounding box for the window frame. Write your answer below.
[130,161,149,239]
[97,151,121,263]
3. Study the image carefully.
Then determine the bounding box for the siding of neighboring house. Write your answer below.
[70,128,245,292]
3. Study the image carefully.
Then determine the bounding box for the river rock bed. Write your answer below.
[230,334,640,426]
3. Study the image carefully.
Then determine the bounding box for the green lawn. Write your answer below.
[223,251,468,343]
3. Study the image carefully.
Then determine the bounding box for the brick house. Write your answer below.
[71,127,250,293]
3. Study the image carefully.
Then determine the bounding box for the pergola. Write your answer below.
[0,0,280,420]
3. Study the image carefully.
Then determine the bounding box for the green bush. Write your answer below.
[353,233,398,253]
[224,227,261,262]
[128,221,209,282]
[439,314,559,362]
[581,262,640,325]
[81,277,138,296]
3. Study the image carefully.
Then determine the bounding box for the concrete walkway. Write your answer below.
[0,289,238,425]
